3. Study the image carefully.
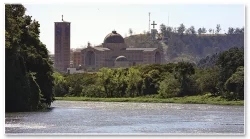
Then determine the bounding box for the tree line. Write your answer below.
[159,23,244,36]
[5,4,54,112]
[54,47,244,101]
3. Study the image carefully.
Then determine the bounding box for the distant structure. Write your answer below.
[70,48,82,69]
[54,15,71,72]
[168,13,169,26]
[149,12,151,32]
[67,67,85,74]
[151,21,158,40]
[81,30,163,72]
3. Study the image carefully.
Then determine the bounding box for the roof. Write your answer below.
[104,31,125,43]
[71,48,82,52]
[54,21,71,24]
[125,48,157,52]
[92,47,110,51]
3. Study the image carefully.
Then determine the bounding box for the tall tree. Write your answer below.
[208,28,212,34]
[177,23,186,35]
[159,24,167,37]
[216,47,244,95]
[198,28,202,35]
[185,28,191,34]
[175,62,195,96]
[189,26,196,34]
[129,28,133,36]
[216,24,221,34]
[5,4,54,111]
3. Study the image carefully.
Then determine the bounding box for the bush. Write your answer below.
[81,85,104,97]
[158,74,181,98]
[224,66,244,100]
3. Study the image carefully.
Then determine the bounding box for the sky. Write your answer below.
[23,4,244,54]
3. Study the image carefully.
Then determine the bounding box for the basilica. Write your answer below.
[81,30,163,71]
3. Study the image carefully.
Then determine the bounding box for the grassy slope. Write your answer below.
[55,95,243,106]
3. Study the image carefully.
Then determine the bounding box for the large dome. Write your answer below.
[104,31,125,43]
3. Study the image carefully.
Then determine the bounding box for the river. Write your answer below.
[5,101,244,135]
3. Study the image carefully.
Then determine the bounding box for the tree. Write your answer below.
[197,27,206,35]
[112,68,128,97]
[234,27,244,34]
[185,26,195,34]
[5,4,54,111]
[197,68,219,96]
[53,72,67,97]
[189,26,196,34]
[201,27,207,34]
[165,26,173,37]
[98,68,115,97]
[198,28,202,35]
[177,23,186,35]
[216,24,221,34]
[126,67,143,97]
[208,28,212,34]
[129,28,133,36]
[160,24,167,37]
[240,27,244,34]
[216,47,244,94]
[228,27,234,34]
[158,73,181,98]
[175,62,195,96]
[224,66,244,100]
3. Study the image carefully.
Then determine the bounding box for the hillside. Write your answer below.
[124,33,244,64]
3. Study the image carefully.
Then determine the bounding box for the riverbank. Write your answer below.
[55,94,244,106]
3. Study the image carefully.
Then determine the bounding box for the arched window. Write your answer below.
[85,51,95,66]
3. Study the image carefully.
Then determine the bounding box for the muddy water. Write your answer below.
[5,101,244,135]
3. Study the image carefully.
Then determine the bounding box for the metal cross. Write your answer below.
[151,21,157,29]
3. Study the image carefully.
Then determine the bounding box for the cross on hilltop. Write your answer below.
[151,21,157,29]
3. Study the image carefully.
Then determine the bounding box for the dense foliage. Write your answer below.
[53,47,244,101]
[5,4,54,112]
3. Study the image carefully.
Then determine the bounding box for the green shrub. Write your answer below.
[158,74,181,98]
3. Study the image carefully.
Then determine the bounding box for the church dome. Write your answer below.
[104,31,125,43]
[115,56,128,62]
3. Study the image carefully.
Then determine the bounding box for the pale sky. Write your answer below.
[23,4,244,54]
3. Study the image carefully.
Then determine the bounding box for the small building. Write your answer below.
[71,48,82,68]
[67,68,84,74]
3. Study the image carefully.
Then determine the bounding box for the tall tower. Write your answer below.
[149,12,151,32]
[54,15,71,72]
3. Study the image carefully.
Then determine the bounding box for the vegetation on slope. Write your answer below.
[125,24,244,64]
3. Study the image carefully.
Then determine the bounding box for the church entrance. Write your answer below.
[85,51,95,66]
[155,52,161,64]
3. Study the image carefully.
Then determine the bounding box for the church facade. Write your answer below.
[81,30,163,71]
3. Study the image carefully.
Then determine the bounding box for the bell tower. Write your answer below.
[54,15,71,72]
